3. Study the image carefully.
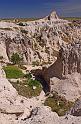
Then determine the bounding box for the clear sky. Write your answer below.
[0,0,81,18]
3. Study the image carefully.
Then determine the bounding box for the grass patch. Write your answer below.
[10,78,42,98]
[3,65,42,97]
[3,66,24,79]
[28,79,41,88]
[44,93,74,116]
[24,73,32,79]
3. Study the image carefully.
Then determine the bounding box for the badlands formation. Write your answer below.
[0,11,81,124]
[0,11,81,64]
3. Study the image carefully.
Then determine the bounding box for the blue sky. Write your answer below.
[0,0,81,18]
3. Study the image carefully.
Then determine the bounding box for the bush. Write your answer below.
[44,93,74,116]
[3,66,24,79]
[24,73,32,79]
[28,79,41,88]
[11,53,23,65]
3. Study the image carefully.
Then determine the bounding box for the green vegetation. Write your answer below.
[0,18,39,23]
[28,79,41,88]
[61,17,81,21]
[44,93,74,116]
[10,73,42,98]
[24,73,32,79]
[3,66,24,79]
[11,53,23,65]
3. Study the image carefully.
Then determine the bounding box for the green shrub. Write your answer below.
[44,93,74,116]
[24,73,32,79]
[3,66,24,79]
[28,79,41,88]
[11,53,23,65]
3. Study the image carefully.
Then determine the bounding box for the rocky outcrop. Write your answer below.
[0,65,33,123]
[38,40,81,101]
[69,97,81,116]
[50,73,81,101]
[41,40,81,85]
[24,106,59,124]
[0,54,81,124]
[1,11,81,124]
[0,11,81,65]
[45,11,59,20]
[59,40,81,76]
[0,104,24,115]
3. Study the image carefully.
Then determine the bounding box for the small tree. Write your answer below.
[11,53,23,65]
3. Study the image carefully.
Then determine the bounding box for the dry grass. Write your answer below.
[44,93,74,116]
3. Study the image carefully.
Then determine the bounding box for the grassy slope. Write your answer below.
[3,65,42,97]
[3,65,24,79]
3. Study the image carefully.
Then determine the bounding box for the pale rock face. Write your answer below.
[0,64,6,78]
[49,11,59,20]
[0,104,24,115]
[25,106,59,124]
[68,97,81,116]
[0,65,31,123]
[0,114,17,124]
[0,11,81,65]
[60,114,81,124]
[50,73,81,101]
[0,78,18,104]
[40,40,81,96]
[0,11,81,124]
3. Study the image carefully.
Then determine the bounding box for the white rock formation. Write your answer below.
[0,11,81,65]
[50,73,81,101]
[25,106,59,124]
[0,11,81,124]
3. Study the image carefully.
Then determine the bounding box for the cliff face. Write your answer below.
[59,40,81,76]
[0,11,81,65]
[41,40,81,84]
[40,41,81,101]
